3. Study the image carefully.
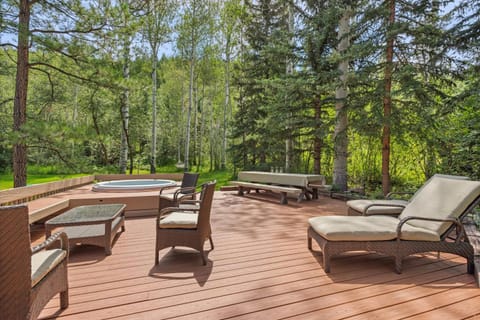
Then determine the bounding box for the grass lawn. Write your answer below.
[0,173,88,190]
[0,169,235,191]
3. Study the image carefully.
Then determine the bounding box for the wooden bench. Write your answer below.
[308,183,332,199]
[230,181,302,205]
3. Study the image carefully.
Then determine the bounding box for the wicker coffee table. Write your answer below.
[45,204,126,255]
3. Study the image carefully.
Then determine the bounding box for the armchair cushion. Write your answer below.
[31,249,67,287]
[309,216,398,241]
[159,211,198,229]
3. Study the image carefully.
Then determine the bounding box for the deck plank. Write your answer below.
[35,191,478,320]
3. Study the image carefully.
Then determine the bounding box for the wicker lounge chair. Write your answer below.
[0,205,69,320]
[155,180,216,265]
[308,177,480,274]
[158,172,200,211]
[346,174,470,216]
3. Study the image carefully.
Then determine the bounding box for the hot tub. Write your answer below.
[92,179,177,192]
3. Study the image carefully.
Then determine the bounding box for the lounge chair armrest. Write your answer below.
[362,203,407,216]
[179,198,201,205]
[173,186,196,198]
[385,191,414,200]
[159,184,178,195]
[396,216,465,241]
[32,231,69,254]
[157,207,180,221]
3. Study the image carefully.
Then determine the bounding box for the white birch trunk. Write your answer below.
[333,7,351,191]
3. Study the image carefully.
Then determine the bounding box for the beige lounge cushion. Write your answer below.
[31,249,66,287]
[159,211,198,229]
[398,224,440,241]
[347,199,407,215]
[309,215,442,242]
[309,216,399,241]
[399,178,480,236]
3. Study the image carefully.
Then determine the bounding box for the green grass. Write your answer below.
[0,168,236,190]
[0,173,89,190]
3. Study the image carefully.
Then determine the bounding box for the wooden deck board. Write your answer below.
[34,191,480,320]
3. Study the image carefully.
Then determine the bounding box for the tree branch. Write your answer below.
[0,98,14,107]
[30,24,106,35]
[28,61,122,90]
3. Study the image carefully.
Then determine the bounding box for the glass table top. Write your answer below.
[46,204,126,225]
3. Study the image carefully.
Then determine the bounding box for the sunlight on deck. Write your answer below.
[34,191,480,320]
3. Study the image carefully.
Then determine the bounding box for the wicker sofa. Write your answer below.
[308,177,480,275]
[0,205,69,320]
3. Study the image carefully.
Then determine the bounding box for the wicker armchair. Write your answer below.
[158,172,200,211]
[0,205,69,320]
[308,177,480,275]
[155,181,216,265]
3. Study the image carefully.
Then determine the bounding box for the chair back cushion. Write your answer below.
[399,177,480,235]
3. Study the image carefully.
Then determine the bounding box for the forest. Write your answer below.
[1,0,479,194]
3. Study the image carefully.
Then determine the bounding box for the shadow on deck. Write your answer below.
[35,191,479,320]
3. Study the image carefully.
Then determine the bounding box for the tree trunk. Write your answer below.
[382,0,396,196]
[197,82,206,171]
[222,37,230,171]
[13,0,30,188]
[333,6,351,191]
[119,37,130,174]
[150,51,158,173]
[178,83,185,164]
[313,97,322,175]
[285,2,294,173]
[185,51,195,172]
[193,82,198,167]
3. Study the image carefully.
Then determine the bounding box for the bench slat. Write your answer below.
[229,181,302,204]
[230,181,302,194]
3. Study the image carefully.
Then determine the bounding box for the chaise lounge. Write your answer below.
[308,176,480,275]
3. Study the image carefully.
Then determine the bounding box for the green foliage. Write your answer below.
[1,0,479,193]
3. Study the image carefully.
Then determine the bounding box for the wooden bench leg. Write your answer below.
[297,191,305,202]
[312,188,318,200]
[238,187,244,196]
[280,192,288,205]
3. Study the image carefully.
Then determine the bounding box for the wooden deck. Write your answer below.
[33,191,480,319]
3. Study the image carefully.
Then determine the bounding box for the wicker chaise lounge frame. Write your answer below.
[308,195,480,274]
[1,205,69,320]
